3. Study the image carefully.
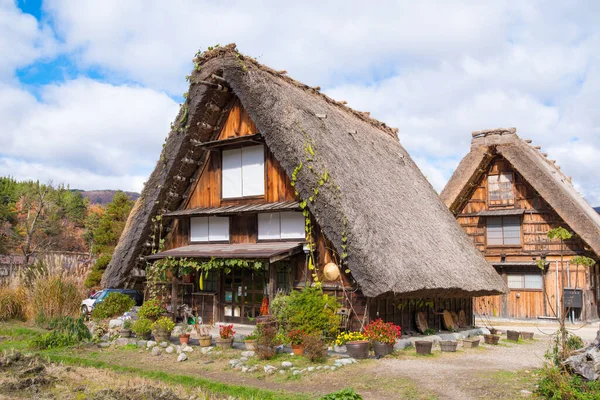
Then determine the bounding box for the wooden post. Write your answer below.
[171,271,179,322]
[268,261,276,303]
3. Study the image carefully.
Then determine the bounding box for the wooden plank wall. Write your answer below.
[458,156,599,320]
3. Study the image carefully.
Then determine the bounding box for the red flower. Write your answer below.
[364,319,401,345]
[219,324,236,339]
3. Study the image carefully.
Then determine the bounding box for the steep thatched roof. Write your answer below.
[441,128,600,256]
[102,44,505,298]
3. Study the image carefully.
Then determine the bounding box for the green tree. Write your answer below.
[89,191,134,255]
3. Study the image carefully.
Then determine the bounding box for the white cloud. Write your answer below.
[0,79,178,190]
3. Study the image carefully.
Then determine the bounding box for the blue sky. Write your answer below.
[1,0,600,206]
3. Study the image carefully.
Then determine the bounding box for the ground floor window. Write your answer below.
[507,273,543,290]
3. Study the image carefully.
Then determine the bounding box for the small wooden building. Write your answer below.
[102,44,504,332]
[441,128,600,321]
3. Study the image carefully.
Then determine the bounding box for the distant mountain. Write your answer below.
[595,206,600,214]
[78,190,140,205]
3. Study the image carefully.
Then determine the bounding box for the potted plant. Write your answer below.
[178,324,193,344]
[336,331,369,358]
[287,329,306,356]
[244,333,258,350]
[364,319,401,357]
[119,320,132,338]
[132,318,152,340]
[137,298,167,321]
[195,321,214,347]
[151,316,175,342]
[215,324,235,349]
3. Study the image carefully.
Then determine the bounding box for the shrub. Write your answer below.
[30,275,84,326]
[319,388,363,400]
[0,287,27,321]
[256,324,277,360]
[137,298,166,320]
[151,317,175,333]
[30,316,90,350]
[91,292,135,320]
[304,334,327,362]
[545,331,585,366]
[335,331,367,346]
[536,365,600,399]
[85,255,111,289]
[132,318,152,336]
[364,319,401,345]
[122,320,132,330]
[273,287,341,337]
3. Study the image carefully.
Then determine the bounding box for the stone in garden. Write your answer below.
[316,366,322,370]
[128,339,137,345]
[108,319,123,329]
[331,366,337,371]
[348,358,357,363]
[478,328,491,336]
[98,342,110,348]
[115,338,129,347]
[248,366,258,373]
[564,328,600,380]
[137,340,147,348]
[229,359,240,367]
[241,351,254,357]
[177,352,188,362]
[293,370,302,376]
[264,365,277,374]
[160,341,168,348]
[201,347,213,355]
[241,367,248,373]
[101,334,110,342]
[182,345,193,352]
[281,361,293,369]
[393,339,413,351]
[322,366,330,370]
[334,345,347,353]
[176,345,182,354]
[279,370,285,375]
[307,367,315,372]
[146,340,157,348]
[151,346,161,356]
[166,346,174,354]
[290,352,294,356]
[337,358,353,366]
[239,357,248,362]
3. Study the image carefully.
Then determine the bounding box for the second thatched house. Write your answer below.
[102,44,504,331]
[441,128,600,321]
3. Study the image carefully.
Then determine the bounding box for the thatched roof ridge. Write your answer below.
[103,44,505,297]
[441,129,600,256]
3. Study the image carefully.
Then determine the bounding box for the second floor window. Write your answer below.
[190,216,230,243]
[486,216,521,246]
[488,173,514,207]
[222,145,265,199]
[258,212,305,240]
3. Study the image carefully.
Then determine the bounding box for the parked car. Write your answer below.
[81,288,143,315]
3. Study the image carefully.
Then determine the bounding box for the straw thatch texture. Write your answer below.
[103,44,505,297]
[441,130,600,256]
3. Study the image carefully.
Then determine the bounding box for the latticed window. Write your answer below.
[507,274,543,290]
[488,173,514,206]
[486,216,521,246]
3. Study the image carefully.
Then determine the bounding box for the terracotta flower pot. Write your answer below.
[372,341,394,357]
[215,337,234,349]
[245,339,258,351]
[291,344,305,355]
[415,341,433,355]
[179,334,190,344]
[484,334,500,345]
[346,340,370,359]
[440,340,458,352]
[198,335,212,347]
[506,330,521,341]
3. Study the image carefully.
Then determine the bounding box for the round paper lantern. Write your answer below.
[323,262,340,281]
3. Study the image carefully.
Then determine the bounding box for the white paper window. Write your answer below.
[190,216,229,242]
[222,145,265,198]
[507,274,543,290]
[258,212,305,240]
[507,275,523,289]
[486,216,521,246]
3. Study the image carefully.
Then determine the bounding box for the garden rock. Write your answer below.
[307,367,315,372]
[201,347,213,355]
[334,345,347,353]
[98,342,111,348]
[281,361,293,369]
[331,366,337,371]
[137,340,147,348]
[109,319,123,329]
[101,334,110,342]
[264,365,277,374]
[241,367,248,373]
[182,345,193,352]
[176,345,181,354]
[160,342,168,348]
[240,351,254,357]
[476,327,491,336]
[128,339,137,345]
[279,370,286,375]
[247,366,258,373]
[146,341,157,348]
[114,338,129,347]
[239,357,248,362]
[293,370,302,376]
[165,346,174,354]
[394,339,413,350]
[151,347,161,356]
[565,328,600,380]
[177,353,187,362]
[336,358,354,366]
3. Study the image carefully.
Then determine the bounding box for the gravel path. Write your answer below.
[373,337,549,400]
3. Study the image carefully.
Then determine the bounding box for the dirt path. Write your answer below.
[373,338,549,400]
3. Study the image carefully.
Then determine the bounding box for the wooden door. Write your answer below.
[222,269,266,324]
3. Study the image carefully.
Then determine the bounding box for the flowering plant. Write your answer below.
[287,329,306,346]
[364,319,401,345]
[260,297,269,316]
[219,324,236,339]
[335,331,368,346]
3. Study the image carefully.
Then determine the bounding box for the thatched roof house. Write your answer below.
[102,44,504,327]
[441,128,600,320]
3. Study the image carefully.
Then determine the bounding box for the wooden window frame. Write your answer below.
[257,211,306,242]
[221,144,267,201]
[487,172,516,208]
[485,216,522,248]
[189,216,231,244]
[506,273,543,292]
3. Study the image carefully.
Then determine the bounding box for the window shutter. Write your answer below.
[486,217,504,245]
[241,145,265,196]
[258,213,281,240]
[503,216,521,245]
[208,216,229,242]
[280,212,305,239]
[190,217,209,242]
[222,148,242,198]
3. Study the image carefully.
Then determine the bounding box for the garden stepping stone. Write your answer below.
[108,319,123,329]
[307,367,315,372]
[241,367,248,373]
[177,352,187,362]
[264,365,277,374]
[136,340,147,348]
[293,370,302,376]
[160,342,168,348]
[151,346,161,356]
[182,345,193,352]
[229,359,240,367]
[146,341,157,348]
[201,347,213,354]
[165,346,174,354]
[114,338,129,347]
[240,351,254,357]
[239,357,248,362]
[98,342,110,348]
[281,361,293,369]
[247,366,258,373]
